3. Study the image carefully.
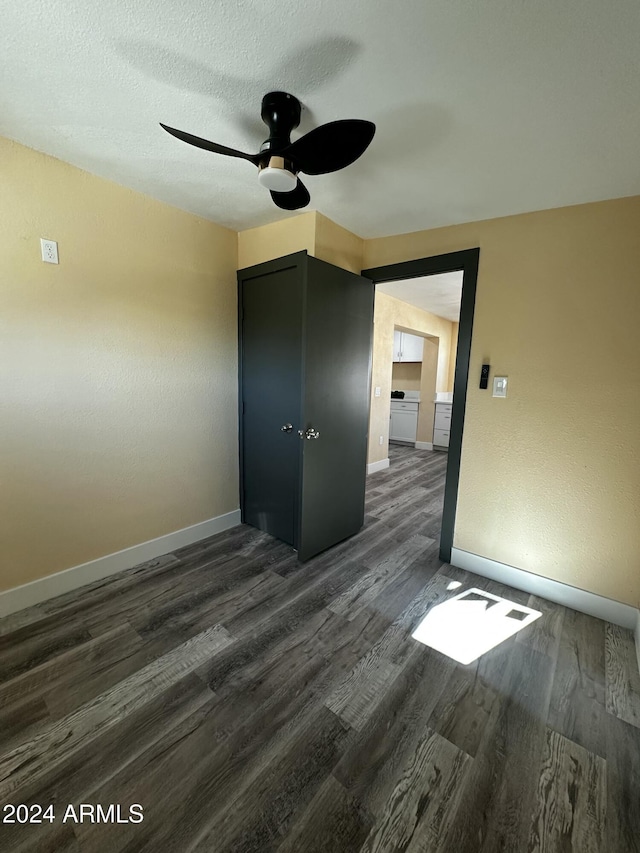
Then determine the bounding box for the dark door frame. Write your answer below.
[361,248,480,563]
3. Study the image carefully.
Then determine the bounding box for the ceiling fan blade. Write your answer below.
[160,123,259,164]
[270,178,311,210]
[281,119,375,175]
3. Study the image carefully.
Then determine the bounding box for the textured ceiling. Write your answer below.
[377,272,463,323]
[3,0,640,237]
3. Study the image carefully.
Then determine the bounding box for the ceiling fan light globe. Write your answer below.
[258,157,298,192]
[258,166,298,192]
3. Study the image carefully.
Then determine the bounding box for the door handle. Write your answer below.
[298,427,320,440]
[280,423,293,433]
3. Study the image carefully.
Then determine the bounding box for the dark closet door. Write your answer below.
[239,251,374,561]
[298,257,374,560]
[239,258,303,546]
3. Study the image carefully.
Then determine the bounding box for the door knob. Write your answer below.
[280,423,293,433]
[298,427,320,440]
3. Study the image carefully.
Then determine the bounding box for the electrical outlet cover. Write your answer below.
[40,238,59,264]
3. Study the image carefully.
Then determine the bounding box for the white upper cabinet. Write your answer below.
[402,333,424,362]
[392,331,424,363]
[393,330,402,361]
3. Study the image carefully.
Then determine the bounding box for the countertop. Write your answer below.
[391,390,421,403]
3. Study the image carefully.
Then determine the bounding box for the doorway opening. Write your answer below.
[362,249,480,562]
[388,326,439,448]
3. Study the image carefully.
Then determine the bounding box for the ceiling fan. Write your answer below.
[160,91,375,210]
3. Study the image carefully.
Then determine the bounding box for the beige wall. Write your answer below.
[369,293,454,461]
[238,210,364,274]
[391,362,421,391]
[365,196,640,607]
[237,211,316,269]
[0,137,239,592]
[419,338,439,442]
[314,212,364,273]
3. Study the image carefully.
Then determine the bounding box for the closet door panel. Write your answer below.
[239,261,304,546]
[298,257,374,560]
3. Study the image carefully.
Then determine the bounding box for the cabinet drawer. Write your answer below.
[435,403,452,416]
[434,410,452,430]
[433,428,450,447]
[390,401,419,412]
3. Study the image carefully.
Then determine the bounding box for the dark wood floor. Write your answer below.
[1,445,639,852]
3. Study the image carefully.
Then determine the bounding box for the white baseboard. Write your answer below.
[415,441,433,450]
[367,458,390,475]
[0,510,242,619]
[450,547,638,630]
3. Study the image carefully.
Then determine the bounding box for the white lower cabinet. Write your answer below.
[433,428,450,447]
[390,400,419,443]
[433,403,452,450]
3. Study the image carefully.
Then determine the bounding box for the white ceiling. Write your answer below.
[3,0,640,238]
[377,272,463,322]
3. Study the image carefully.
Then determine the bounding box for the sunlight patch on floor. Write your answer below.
[412,587,542,665]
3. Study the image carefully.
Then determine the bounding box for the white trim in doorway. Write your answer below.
[367,458,390,475]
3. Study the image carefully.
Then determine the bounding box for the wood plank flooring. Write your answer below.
[1,444,639,852]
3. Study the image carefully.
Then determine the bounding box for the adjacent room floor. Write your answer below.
[1,445,639,852]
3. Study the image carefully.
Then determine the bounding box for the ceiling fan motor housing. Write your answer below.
[260,91,302,150]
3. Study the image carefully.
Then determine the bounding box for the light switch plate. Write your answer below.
[493,376,508,397]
